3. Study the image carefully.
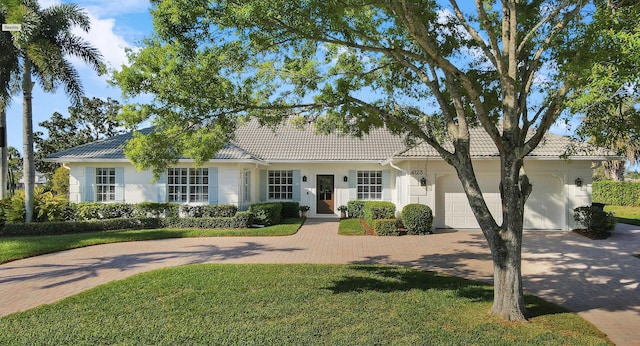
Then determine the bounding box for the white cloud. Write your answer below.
[72,13,132,70]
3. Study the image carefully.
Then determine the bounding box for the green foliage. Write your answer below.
[180,204,238,218]
[573,206,617,238]
[5,188,75,223]
[593,181,640,207]
[374,219,399,236]
[35,97,125,175]
[50,166,70,197]
[0,218,163,237]
[162,212,253,229]
[347,200,365,219]
[280,201,300,218]
[401,204,433,235]
[363,201,396,227]
[249,203,282,226]
[76,202,134,220]
[133,202,180,218]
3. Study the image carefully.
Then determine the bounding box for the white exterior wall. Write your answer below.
[390,158,593,231]
[256,162,395,218]
[67,158,592,230]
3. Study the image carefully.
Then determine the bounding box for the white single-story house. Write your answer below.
[47,121,616,230]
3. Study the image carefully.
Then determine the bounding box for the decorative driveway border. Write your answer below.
[0,220,638,345]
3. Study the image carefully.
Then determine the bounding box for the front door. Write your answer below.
[316,175,334,214]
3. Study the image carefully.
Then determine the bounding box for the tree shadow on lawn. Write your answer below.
[324,264,568,317]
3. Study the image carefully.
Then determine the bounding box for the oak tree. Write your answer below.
[114,0,636,321]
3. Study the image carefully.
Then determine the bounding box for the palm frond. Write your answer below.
[57,32,104,72]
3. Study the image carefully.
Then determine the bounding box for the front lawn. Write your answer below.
[0,264,610,345]
[338,218,366,235]
[0,218,303,264]
[604,205,640,226]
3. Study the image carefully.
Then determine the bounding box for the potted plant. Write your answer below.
[338,205,348,218]
[298,205,310,218]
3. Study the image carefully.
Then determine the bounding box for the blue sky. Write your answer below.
[5,0,153,151]
[6,0,580,155]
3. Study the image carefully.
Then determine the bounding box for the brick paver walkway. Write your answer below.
[0,219,638,345]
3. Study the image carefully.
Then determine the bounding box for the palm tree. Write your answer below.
[16,0,103,222]
[0,2,21,199]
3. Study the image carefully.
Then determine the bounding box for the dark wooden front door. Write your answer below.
[316,175,334,214]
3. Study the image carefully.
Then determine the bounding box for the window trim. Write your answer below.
[267,170,294,200]
[356,170,383,200]
[95,167,116,202]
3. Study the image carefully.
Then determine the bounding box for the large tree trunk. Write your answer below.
[22,59,35,223]
[455,146,529,322]
[0,107,7,199]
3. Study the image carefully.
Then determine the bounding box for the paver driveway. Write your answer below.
[0,219,638,345]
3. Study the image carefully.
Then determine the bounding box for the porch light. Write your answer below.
[575,177,582,187]
[343,176,348,182]
[420,177,427,187]
[302,175,307,182]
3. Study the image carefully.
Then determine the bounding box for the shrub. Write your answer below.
[161,212,253,229]
[573,205,617,238]
[0,218,163,237]
[249,203,282,226]
[280,202,300,218]
[401,204,433,235]
[133,202,179,218]
[5,188,76,223]
[180,204,238,218]
[374,219,400,236]
[76,202,134,220]
[592,181,640,207]
[364,201,396,227]
[347,200,366,218]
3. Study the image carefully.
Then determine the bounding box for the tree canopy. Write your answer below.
[113,0,639,321]
[35,97,124,176]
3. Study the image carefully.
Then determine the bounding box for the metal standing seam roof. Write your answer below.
[46,120,616,163]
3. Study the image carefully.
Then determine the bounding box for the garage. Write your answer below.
[435,173,563,230]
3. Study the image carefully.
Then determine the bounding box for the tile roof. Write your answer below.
[47,120,615,163]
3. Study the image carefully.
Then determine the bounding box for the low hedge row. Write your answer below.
[374,219,400,236]
[0,218,164,237]
[76,203,238,220]
[593,181,640,207]
[0,212,255,237]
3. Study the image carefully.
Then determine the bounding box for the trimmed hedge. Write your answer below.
[162,211,253,229]
[180,204,238,218]
[280,202,300,218]
[249,203,283,226]
[364,201,396,227]
[401,204,433,235]
[77,203,134,220]
[133,202,179,218]
[0,218,163,237]
[593,181,640,207]
[347,200,366,219]
[374,219,400,236]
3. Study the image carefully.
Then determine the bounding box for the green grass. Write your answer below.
[338,218,365,235]
[604,205,640,226]
[0,218,303,264]
[0,264,610,345]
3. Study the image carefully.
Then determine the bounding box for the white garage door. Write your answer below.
[436,173,563,230]
[436,174,502,229]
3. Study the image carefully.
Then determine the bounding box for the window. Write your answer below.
[243,170,251,203]
[167,168,209,203]
[357,170,382,200]
[96,168,116,202]
[268,170,293,200]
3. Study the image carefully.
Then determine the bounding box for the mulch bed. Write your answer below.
[571,229,611,240]
[360,219,375,235]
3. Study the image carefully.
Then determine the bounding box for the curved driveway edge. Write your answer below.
[0,219,638,345]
